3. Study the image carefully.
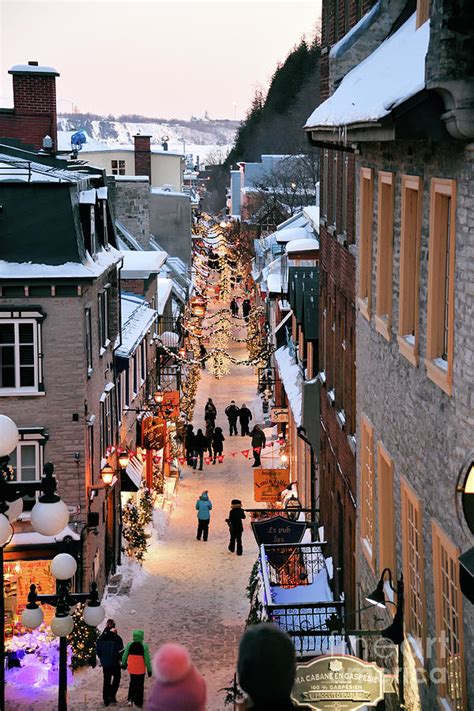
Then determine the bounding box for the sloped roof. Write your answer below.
[117,294,157,358]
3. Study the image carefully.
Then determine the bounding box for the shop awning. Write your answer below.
[122,456,143,491]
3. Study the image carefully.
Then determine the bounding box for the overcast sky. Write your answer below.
[0,0,321,120]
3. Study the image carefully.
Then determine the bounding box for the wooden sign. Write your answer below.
[141,417,165,450]
[253,467,290,502]
[271,407,289,423]
[162,390,180,418]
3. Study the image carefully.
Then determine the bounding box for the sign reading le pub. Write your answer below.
[291,655,388,711]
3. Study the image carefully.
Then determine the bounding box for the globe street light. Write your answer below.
[22,552,105,711]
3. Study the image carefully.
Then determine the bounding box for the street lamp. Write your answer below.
[22,552,105,711]
[366,568,405,707]
[0,414,70,711]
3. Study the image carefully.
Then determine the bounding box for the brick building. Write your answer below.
[306,0,474,708]
[305,0,375,621]
[0,141,122,602]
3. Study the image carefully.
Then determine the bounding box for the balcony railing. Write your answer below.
[259,542,346,658]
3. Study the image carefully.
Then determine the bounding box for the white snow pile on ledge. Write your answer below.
[275,346,303,426]
[305,13,430,129]
[272,567,332,604]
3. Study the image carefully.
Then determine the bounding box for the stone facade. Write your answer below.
[111,177,151,248]
[356,139,474,709]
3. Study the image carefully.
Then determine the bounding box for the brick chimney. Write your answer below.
[134,134,152,180]
[0,61,60,151]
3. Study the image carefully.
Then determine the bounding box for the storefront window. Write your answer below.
[4,560,56,637]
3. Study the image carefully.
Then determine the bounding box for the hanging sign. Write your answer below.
[291,655,395,710]
[253,467,290,502]
[141,417,166,450]
[161,390,180,418]
[271,407,289,423]
[251,515,306,547]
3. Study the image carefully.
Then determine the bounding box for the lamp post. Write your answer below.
[366,568,405,708]
[22,552,105,711]
[0,415,70,711]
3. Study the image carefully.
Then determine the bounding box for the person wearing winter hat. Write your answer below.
[121,629,152,708]
[195,490,212,541]
[237,623,297,710]
[146,643,206,711]
[226,499,246,556]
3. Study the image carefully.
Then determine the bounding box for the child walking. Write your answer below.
[121,629,152,708]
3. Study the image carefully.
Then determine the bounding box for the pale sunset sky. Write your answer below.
[0,0,321,120]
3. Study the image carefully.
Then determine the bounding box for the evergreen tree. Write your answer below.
[123,498,148,562]
[68,603,98,670]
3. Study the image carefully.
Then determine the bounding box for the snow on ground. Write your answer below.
[6,298,264,711]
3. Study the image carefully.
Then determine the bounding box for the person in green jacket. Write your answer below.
[121,629,152,708]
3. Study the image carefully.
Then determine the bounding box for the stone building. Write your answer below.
[306,0,474,708]
[0,140,122,597]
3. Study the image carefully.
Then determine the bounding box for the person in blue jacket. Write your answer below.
[195,490,212,541]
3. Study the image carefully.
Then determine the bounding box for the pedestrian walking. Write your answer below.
[238,403,253,436]
[184,424,196,467]
[237,623,297,710]
[225,400,240,436]
[96,619,124,707]
[250,424,266,467]
[199,343,207,370]
[204,398,217,425]
[204,419,214,455]
[226,499,246,556]
[146,643,206,711]
[211,426,225,464]
[193,429,207,471]
[121,629,152,708]
[242,298,251,322]
[195,490,212,540]
[230,297,239,317]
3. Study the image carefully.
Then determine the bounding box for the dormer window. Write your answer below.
[90,205,97,255]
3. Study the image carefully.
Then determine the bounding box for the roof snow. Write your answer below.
[286,238,319,253]
[305,13,430,129]
[157,278,173,315]
[0,246,122,280]
[275,226,309,243]
[267,273,283,294]
[121,250,168,279]
[116,294,157,358]
[274,345,303,427]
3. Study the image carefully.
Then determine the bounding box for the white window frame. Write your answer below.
[10,433,45,517]
[0,315,44,396]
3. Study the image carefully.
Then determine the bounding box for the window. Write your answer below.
[98,287,111,353]
[401,478,425,654]
[133,352,138,395]
[416,0,430,27]
[358,168,374,320]
[375,172,394,340]
[341,154,349,236]
[140,340,146,383]
[332,152,338,228]
[85,308,93,375]
[360,416,375,568]
[101,201,109,247]
[425,179,456,395]
[9,440,42,512]
[398,175,422,365]
[111,159,125,176]
[90,206,97,255]
[322,150,329,220]
[100,387,115,458]
[432,522,466,710]
[0,316,43,394]
[377,444,396,580]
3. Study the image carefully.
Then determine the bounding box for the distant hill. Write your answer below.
[57,113,239,161]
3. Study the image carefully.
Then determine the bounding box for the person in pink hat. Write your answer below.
[146,643,206,711]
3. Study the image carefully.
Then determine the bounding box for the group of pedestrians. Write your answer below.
[225,400,253,436]
[195,492,246,556]
[230,296,251,321]
[96,618,299,709]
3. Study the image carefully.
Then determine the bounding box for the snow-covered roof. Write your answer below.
[121,250,168,279]
[286,238,319,254]
[303,206,320,230]
[275,226,309,243]
[274,345,303,426]
[276,211,308,231]
[0,153,100,184]
[9,63,59,76]
[0,246,122,280]
[305,14,430,129]
[116,294,157,358]
[262,257,282,281]
[151,187,188,198]
[267,273,283,294]
[157,278,173,315]
[8,524,80,547]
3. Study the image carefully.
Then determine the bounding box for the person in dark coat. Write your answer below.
[204,419,214,455]
[225,400,240,436]
[195,490,212,541]
[193,429,208,471]
[96,619,124,707]
[230,298,239,317]
[199,343,207,370]
[242,298,251,322]
[204,398,217,425]
[238,403,253,436]
[211,426,225,464]
[250,424,266,467]
[237,623,297,710]
[226,499,246,556]
[184,424,196,467]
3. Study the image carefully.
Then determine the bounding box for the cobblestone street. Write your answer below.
[7,313,271,711]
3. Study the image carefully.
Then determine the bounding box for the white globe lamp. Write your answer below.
[5,497,23,523]
[31,497,69,537]
[83,603,106,627]
[50,553,77,581]
[0,415,19,456]
[22,604,44,629]
[0,512,13,547]
[51,614,74,637]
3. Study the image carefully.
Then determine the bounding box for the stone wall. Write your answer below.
[355,139,474,709]
[112,178,151,248]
